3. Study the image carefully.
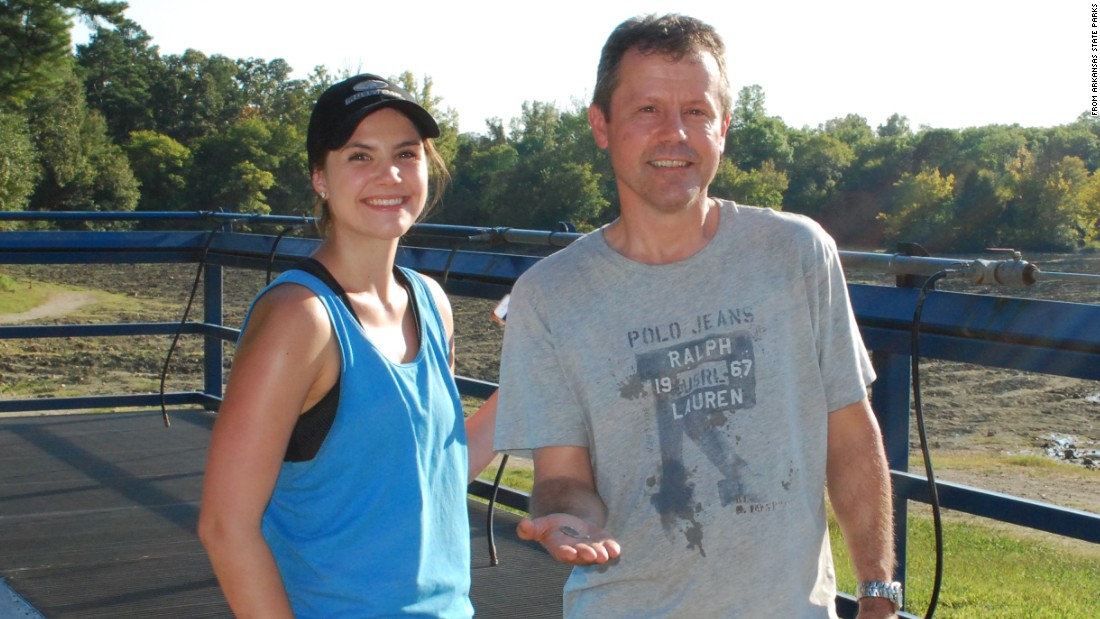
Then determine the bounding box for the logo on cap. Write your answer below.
[345,79,398,106]
[352,79,389,93]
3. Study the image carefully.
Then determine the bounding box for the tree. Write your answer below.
[184,117,281,214]
[1078,168,1100,245]
[785,133,855,216]
[878,167,956,250]
[260,120,311,218]
[957,125,1031,182]
[151,49,246,143]
[1037,121,1100,173]
[497,102,610,229]
[822,114,874,150]
[442,101,610,230]
[846,125,914,193]
[25,67,138,221]
[725,115,793,172]
[508,159,607,230]
[124,130,190,211]
[877,114,911,139]
[0,110,41,212]
[711,159,788,209]
[83,125,139,215]
[76,18,161,142]
[731,85,767,129]
[442,136,520,225]
[911,128,963,174]
[0,0,126,108]
[1000,154,1091,251]
[725,85,793,171]
[950,169,1005,251]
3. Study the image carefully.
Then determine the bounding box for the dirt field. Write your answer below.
[2,251,1099,517]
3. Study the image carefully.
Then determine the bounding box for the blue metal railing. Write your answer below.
[3,212,1099,618]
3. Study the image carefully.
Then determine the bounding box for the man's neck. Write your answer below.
[603,198,721,265]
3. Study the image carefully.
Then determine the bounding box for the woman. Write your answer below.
[198,74,498,618]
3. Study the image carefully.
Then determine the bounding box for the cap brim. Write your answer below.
[327,100,441,150]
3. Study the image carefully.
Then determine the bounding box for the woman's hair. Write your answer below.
[311,137,450,238]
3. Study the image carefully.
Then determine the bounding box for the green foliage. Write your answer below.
[725,115,794,171]
[997,149,1083,251]
[786,133,856,216]
[0,0,126,108]
[877,113,912,139]
[76,18,161,142]
[0,109,42,212]
[725,86,793,171]
[0,0,72,109]
[124,130,190,211]
[439,102,610,230]
[879,167,957,249]
[822,113,874,149]
[24,67,139,222]
[712,159,788,209]
[82,110,139,213]
[185,117,280,213]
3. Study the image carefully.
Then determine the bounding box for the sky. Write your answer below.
[74,0,1093,134]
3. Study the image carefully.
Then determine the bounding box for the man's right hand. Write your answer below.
[516,513,621,566]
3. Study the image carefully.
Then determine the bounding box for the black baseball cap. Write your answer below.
[306,73,441,169]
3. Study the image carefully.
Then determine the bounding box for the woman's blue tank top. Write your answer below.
[244,266,472,618]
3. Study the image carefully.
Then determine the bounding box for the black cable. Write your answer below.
[158,225,219,428]
[441,243,460,285]
[911,270,952,618]
[486,454,510,566]
[265,226,296,284]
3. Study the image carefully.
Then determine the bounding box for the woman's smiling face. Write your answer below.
[312,107,429,241]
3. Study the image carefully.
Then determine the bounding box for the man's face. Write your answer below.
[590,48,730,215]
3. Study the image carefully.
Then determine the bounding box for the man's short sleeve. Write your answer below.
[493,274,590,455]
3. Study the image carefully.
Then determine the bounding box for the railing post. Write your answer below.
[203,239,225,410]
[871,350,912,587]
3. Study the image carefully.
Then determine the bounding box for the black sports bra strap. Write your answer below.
[293,258,361,327]
[281,258,422,463]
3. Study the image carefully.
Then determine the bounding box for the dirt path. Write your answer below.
[0,291,97,324]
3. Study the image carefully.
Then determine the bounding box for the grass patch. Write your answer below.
[0,272,54,314]
[837,447,1099,617]
[831,510,1100,618]
[1002,454,1063,469]
[0,269,211,400]
[479,457,534,491]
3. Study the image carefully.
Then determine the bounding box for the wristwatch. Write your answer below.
[856,581,903,611]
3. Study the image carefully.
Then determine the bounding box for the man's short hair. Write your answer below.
[592,13,732,121]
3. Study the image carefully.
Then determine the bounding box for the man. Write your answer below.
[494,13,900,619]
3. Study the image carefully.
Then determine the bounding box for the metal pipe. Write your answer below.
[5,212,1098,288]
[0,210,315,226]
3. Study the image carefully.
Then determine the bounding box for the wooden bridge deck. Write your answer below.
[0,409,568,618]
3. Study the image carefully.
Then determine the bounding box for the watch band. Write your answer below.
[856,581,903,611]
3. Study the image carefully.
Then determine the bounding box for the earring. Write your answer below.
[320,192,327,200]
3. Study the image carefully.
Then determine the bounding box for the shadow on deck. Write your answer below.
[0,409,569,618]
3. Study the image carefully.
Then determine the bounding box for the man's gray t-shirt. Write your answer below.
[494,200,875,618]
